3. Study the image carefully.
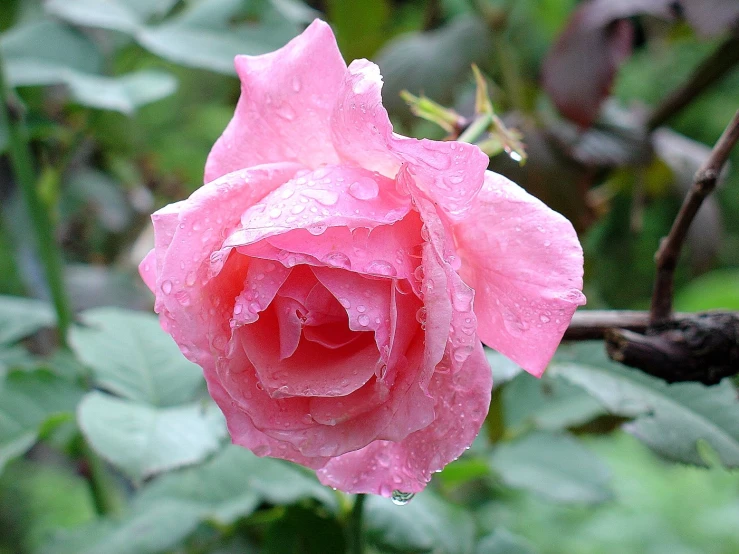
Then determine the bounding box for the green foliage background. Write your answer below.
[0,1,738,553]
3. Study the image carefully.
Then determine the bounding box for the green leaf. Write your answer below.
[0,370,84,473]
[49,0,299,75]
[0,295,55,344]
[490,430,613,504]
[485,349,522,383]
[263,505,345,554]
[69,308,204,407]
[1,20,176,113]
[0,459,97,553]
[77,391,226,482]
[1,19,103,75]
[39,499,204,554]
[134,444,336,524]
[375,16,492,115]
[550,347,739,468]
[365,490,476,553]
[503,372,605,432]
[45,0,143,33]
[674,269,739,311]
[476,528,539,554]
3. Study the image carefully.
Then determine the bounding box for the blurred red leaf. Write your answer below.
[542,0,739,128]
[542,7,633,128]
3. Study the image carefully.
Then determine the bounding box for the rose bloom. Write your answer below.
[139,20,585,496]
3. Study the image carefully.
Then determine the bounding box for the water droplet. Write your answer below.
[339,297,351,309]
[185,272,197,287]
[234,304,243,315]
[291,204,305,215]
[307,221,328,235]
[540,315,550,323]
[302,189,339,206]
[366,260,396,277]
[391,490,415,506]
[413,266,424,281]
[358,314,370,326]
[291,76,301,92]
[280,187,295,199]
[453,345,473,363]
[416,307,427,325]
[348,178,379,200]
[277,104,295,121]
[357,305,366,313]
[269,207,282,219]
[324,252,352,269]
[175,290,190,305]
[161,280,173,294]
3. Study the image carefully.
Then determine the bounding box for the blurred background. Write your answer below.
[1,1,738,553]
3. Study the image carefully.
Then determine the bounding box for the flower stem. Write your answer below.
[458,113,493,144]
[0,51,73,346]
[347,493,367,554]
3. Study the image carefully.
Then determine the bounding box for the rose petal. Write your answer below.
[217,329,434,459]
[204,365,327,469]
[138,249,157,293]
[240,305,379,398]
[330,59,489,216]
[204,20,345,182]
[152,163,300,365]
[224,165,410,249]
[317,341,492,495]
[453,171,586,376]
[232,258,291,326]
[311,267,394,356]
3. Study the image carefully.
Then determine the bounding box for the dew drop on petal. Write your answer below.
[277,104,295,121]
[269,207,282,219]
[391,490,415,506]
[307,221,328,235]
[324,252,352,269]
[366,260,396,277]
[161,280,173,294]
[348,178,379,200]
[302,189,339,206]
[358,314,370,327]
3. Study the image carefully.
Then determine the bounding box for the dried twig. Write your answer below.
[650,110,739,325]
[564,111,739,384]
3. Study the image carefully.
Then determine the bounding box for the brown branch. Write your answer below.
[647,29,739,131]
[563,310,739,340]
[649,109,739,325]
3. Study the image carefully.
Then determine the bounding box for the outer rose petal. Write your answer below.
[330,59,489,216]
[154,163,300,366]
[139,249,157,293]
[317,341,492,495]
[204,20,345,182]
[453,171,586,376]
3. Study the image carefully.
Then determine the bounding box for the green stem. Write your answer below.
[458,113,493,144]
[0,51,73,345]
[0,53,115,517]
[347,493,367,554]
[82,441,123,517]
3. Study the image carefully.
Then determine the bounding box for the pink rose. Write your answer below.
[139,20,585,496]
